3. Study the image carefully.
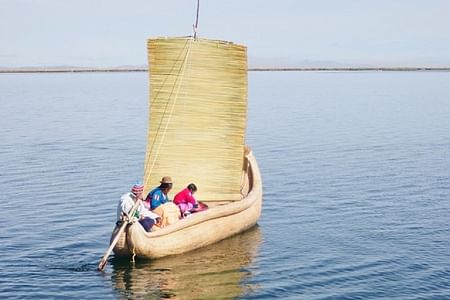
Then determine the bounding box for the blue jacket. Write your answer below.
[146,187,169,210]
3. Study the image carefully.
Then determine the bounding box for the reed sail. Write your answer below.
[144,37,247,201]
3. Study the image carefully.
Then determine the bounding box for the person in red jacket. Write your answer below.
[174,183,198,216]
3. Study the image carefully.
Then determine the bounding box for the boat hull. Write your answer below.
[112,150,262,259]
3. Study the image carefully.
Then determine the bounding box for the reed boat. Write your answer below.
[112,148,262,258]
[110,36,263,259]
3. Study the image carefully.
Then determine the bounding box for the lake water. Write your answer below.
[1,71,449,299]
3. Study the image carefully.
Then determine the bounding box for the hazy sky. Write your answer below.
[1,0,450,67]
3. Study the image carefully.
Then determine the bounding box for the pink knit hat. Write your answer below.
[131,182,144,194]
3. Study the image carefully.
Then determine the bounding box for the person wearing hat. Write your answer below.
[117,182,161,232]
[145,176,173,210]
[145,176,180,227]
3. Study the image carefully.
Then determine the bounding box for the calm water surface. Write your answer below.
[1,71,449,299]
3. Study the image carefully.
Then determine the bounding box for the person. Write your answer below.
[174,183,198,216]
[117,182,161,232]
[145,176,180,227]
[145,176,173,210]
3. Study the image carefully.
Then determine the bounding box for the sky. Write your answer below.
[1,0,450,68]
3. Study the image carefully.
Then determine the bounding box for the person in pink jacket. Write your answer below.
[174,183,198,216]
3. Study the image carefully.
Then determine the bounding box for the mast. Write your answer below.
[193,0,200,39]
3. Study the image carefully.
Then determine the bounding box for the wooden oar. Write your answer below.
[97,199,142,271]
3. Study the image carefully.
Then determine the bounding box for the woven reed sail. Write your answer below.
[143,37,248,201]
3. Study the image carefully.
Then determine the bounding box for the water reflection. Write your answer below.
[110,225,261,299]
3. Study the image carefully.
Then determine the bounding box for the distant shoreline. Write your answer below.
[1,67,450,73]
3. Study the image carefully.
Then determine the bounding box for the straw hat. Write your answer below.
[160,176,173,184]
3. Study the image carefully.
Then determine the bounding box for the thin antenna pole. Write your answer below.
[193,0,200,39]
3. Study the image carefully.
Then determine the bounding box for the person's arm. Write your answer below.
[138,202,162,225]
[120,196,133,216]
[187,191,198,206]
[140,205,161,220]
[162,191,169,204]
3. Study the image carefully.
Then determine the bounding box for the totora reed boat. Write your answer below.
[108,36,262,260]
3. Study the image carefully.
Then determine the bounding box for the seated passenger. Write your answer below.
[174,183,198,216]
[145,176,180,227]
[117,182,161,232]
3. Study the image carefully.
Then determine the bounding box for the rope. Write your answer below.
[131,247,136,263]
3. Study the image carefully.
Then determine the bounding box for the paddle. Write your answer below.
[97,198,142,271]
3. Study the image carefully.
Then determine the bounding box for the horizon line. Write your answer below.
[1,66,450,73]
